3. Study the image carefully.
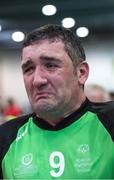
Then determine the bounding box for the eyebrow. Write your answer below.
[40,55,62,63]
[21,59,32,70]
[21,55,62,70]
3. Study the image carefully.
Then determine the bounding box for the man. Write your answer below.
[0,24,114,179]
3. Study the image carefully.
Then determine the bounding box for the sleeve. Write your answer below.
[0,113,32,179]
[0,127,6,179]
[97,101,114,142]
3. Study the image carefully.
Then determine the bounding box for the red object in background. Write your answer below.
[3,98,21,120]
[3,104,21,117]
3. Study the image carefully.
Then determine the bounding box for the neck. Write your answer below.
[36,96,86,126]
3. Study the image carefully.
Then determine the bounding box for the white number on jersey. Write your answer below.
[49,151,65,177]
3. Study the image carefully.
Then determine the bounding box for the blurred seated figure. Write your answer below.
[0,104,5,125]
[85,84,111,102]
[110,92,114,101]
[3,98,21,120]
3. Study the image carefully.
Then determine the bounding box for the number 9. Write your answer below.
[49,151,65,177]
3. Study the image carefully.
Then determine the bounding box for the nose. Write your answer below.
[32,67,48,89]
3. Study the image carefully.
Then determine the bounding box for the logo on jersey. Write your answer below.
[74,144,92,172]
[22,153,33,166]
[78,144,90,153]
[13,153,38,178]
[16,127,28,141]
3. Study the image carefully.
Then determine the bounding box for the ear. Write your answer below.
[77,61,89,85]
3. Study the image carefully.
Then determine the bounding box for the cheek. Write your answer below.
[64,74,79,95]
[50,76,66,97]
[54,74,76,95]
[64,71,77,86]
[24,77,33,94]
[56,69,75,85]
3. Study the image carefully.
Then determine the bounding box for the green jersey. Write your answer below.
[0,99,114,179]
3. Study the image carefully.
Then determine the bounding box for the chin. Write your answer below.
[33,102,57,113]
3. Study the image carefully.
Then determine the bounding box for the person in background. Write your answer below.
[85,84,111,102]
[110,92,114,101]
[0,24,114,179]
[3,98,21,120]
[0,104,5,125]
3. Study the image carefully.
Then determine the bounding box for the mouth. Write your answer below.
[34,92,51,100]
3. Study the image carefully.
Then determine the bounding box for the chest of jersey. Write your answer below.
[2,112,114,179]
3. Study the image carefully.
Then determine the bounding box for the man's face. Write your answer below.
[22,40,87,118]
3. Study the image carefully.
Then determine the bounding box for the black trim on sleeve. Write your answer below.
[0,113,33,179]
[88,101,114,142]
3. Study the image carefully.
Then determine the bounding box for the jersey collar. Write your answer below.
[33,98,90,131]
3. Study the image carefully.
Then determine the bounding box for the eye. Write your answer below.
[45,62,59,69]
[23,66,34,74]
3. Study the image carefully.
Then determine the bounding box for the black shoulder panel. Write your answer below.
[88,101,114,142]
[0,113,33,179]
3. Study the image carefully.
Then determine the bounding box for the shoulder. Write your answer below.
[0,113,34,142]
[0,113,34,168]
[88,100,114,141]
[89,100,114,117]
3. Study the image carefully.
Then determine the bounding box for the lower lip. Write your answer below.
[35,93,50,99]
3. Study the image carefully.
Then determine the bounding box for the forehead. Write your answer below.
[22,40,66,58]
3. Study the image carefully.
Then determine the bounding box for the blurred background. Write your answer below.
[0,0,114,123]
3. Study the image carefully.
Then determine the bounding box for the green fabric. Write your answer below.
[2,111,114,179]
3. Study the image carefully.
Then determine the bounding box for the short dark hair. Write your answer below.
[23,24,86,67]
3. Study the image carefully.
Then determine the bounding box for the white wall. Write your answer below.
[0,38,114,105]
[0,50,29,105]
[85,40,114,91]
